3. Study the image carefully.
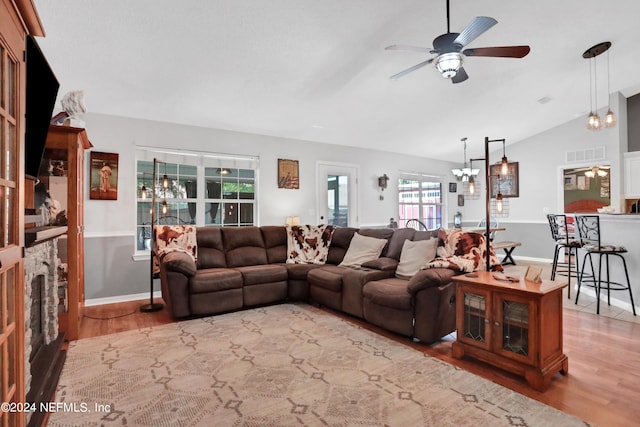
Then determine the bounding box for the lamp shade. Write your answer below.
[604,109,616,127]
[285,216,301,226]
[434,53,462,78]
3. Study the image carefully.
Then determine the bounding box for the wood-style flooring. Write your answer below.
[78,298,639,427]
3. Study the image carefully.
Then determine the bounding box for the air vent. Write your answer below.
[566,147,605,163]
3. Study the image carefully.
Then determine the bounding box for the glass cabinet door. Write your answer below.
[459,286,492,350]
[495,293,536,364]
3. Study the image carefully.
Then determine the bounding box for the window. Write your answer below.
[135,148,258,252]
[398,174,443,230]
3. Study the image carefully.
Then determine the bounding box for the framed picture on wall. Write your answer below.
[489,161,519,198]
[89,151,119,200]
[449,182,457,193]
[277,158,299,189]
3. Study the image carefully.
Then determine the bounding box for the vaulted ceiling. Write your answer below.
[33,0,640,161]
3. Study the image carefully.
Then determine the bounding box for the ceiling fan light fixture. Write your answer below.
[434,52,462,78]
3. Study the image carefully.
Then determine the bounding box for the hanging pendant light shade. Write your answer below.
[604,109,616,127]
[583,41,614,131]
[490,193,509,218]
[604,48,616,128]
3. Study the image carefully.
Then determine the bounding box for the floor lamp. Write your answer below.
[140,158,164,312]
[483,137,510,272]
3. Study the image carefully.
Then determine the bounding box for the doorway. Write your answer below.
[317,162,359,226]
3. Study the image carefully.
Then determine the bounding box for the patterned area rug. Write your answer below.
[48,304,590,426]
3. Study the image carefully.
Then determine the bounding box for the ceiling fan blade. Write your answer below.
[385,44,434,54]
[463,46,531,58]
[390,58,434,80]
[453,16,497,48]
[451,67,468,84]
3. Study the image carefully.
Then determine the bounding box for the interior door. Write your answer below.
[0,11,26,425]
[317,162,358,227]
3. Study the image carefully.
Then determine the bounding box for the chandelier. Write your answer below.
[451,137,479,182]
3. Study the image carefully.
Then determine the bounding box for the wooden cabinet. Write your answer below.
[41,125,92,341]
[452,272,568,391]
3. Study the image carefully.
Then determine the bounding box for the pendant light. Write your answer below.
[500,140,509,175]
[604,48,616,127]
[583,41,613,131]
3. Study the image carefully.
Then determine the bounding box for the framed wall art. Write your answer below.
[89,151,119,200]
[277,158,299,189]
[489,161,519,198]
[449,182,457,193]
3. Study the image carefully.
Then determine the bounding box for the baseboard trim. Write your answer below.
[85,291,161,307]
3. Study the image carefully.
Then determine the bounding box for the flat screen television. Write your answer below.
[25,35,60,179]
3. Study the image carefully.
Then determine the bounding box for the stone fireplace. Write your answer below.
[24,237,66,425]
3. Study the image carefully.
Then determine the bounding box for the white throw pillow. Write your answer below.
[339,233,388,267]
[395,238,438,278]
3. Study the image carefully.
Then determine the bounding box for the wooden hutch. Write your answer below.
[39,125,92,341]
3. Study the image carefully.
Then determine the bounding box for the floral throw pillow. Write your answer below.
[286,225,335,264]
[153,225,198,275]
[425,228,502,272]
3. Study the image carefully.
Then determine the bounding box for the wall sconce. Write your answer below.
[378,174,389,191]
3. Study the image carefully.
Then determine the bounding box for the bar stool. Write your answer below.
[547,214,583,299]
[574,215,636,315]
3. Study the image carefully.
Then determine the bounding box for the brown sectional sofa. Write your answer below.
[158,225,459,344]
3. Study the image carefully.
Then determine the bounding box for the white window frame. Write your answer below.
[397,172,444,230]
[133,147,259,258]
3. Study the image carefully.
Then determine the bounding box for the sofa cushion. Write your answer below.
[285,263,325,280]
[395,238,438,278]
[361,257,399,271]
[326,227,357,265]
[307,265,347,292]
[286,224,335,264]
[426,229,502,272]
[261,226,288,264]
[153,225,198,274]
[196,227,226,269]
[385,228,416,260]
[190,268,242,293]
[363,279,413,310]
[339,233,387,267]
[234,264,288,286]
[358,228,394,257]
[162,251,197,277]
[222,227,268,267]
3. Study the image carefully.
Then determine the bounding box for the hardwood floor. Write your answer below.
[78,298,639,427]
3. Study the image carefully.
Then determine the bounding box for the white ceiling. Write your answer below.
[33,0,640,162]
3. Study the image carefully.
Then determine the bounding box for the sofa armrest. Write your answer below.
[161,251,197,277]
[406,268,457,295]
[361,257,399,271]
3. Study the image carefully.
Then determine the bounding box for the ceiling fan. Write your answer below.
[385,0,530,83]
